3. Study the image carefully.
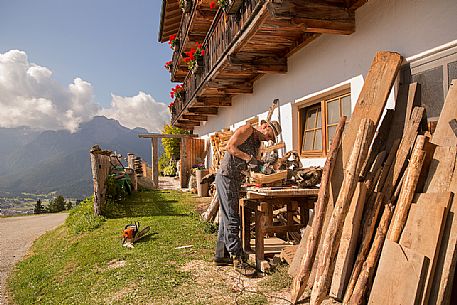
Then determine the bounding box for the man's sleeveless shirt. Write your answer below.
[218,129,261,179]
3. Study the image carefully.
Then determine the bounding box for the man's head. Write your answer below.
[259,120,282,142]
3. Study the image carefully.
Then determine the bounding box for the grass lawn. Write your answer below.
[8,190,291,305]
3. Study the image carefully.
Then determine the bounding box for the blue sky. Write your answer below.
[0,0,173,105]
[0,0,175,132]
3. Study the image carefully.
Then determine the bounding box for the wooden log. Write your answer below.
[290,116,346,304]
[383,106,425,198]
[387,135,427,242]
[343,193,384,304]
[346,203,394,305]
[364,151,386,194]
[431,79,457,146]
[310,119,374,305]
[201,190,219,222]
[343,139,400,303]
[330,182,367,300]
[360,110,393,179]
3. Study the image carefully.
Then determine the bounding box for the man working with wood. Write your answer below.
[214,119,281,276]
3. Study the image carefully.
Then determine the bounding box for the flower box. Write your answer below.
[192,57,204,74]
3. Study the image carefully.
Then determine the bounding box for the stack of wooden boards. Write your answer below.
[289,51,457,305]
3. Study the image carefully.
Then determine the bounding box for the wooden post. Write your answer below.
[387,135,426,242]
[89,146,111,216]
[290,116,346,304]
[127,153,135,169]
[151,137,159,188]
[256,202,268,270]
[310,118,374,305]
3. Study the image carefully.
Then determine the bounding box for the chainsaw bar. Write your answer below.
[133,226,150,243]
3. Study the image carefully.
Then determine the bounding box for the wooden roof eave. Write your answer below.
[159,0,182,43]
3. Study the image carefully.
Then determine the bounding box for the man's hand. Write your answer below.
[247,155,264,172]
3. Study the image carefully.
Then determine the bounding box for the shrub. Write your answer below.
[65,197,105,234]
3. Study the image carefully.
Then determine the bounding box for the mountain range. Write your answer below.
[0,116,158,198]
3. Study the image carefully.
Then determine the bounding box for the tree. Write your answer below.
[34,199,45,214]
[162,124,189,160]
[48,195,66,213]
[66,201,73,210]
[161,124,188,177]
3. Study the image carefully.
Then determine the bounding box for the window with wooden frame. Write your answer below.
[299,91,351,157]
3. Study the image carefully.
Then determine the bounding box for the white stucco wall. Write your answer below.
[195,0,457,166]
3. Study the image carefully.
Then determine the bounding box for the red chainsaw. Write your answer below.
[122,222,150,247]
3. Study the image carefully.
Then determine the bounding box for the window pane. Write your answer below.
[412,66,444,119]
[342,95,351,118]
[302,131,315,151]
[327,99,339,124]
[327,125,336,149]
[306,109,317,129]
[316,108,322,128]
[449,61,457,88]
[314,129,322,150]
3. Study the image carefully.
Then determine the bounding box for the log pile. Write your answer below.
[209,128,233,173]
[289,51,457,305]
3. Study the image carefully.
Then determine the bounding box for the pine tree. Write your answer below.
[34,199,45,214]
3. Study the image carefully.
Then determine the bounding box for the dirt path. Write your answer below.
[0,213,68,305]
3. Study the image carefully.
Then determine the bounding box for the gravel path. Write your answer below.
[0,213,68,305]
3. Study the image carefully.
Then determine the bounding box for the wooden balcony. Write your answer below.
[169,0,217,82]
[170,0,365,130]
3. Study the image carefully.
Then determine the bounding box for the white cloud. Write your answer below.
[100,92,169,133]
[0,49,170,132]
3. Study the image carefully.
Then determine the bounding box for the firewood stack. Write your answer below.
[209,128,233,173]
[289,51,457,305]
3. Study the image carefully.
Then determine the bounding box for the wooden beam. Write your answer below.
[174,123,194,130]
[138,133,198,139]
[177,119,200,126]
[267,0,355,35]
[206,81,253,94]
[182,114,208,121]
[194,96,232,107]
[151,137,159,188]
[187,107,218,115]
[227,55,288,74]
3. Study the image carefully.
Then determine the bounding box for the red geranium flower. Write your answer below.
[210,1,216,9]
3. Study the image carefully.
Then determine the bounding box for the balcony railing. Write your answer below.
[172,0,264,124]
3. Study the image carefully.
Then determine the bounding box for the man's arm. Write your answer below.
[226,124,254,161]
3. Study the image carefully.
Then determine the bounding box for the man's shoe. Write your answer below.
[233,256,256,277]
[213,256,233,266]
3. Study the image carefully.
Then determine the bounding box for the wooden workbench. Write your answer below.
[241,187,319,270]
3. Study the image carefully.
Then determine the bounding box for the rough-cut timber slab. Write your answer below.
[368,240,428,305]
[424,146,457,193]
[429,176,457,305]
[400,192,452,305]
[330,182,367,300]
[290,117,346,304]
[310,119,374,305]
[431,80,457,146]
[330,51,402,226]
[289,225,312,277]
[341,51,402,167]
